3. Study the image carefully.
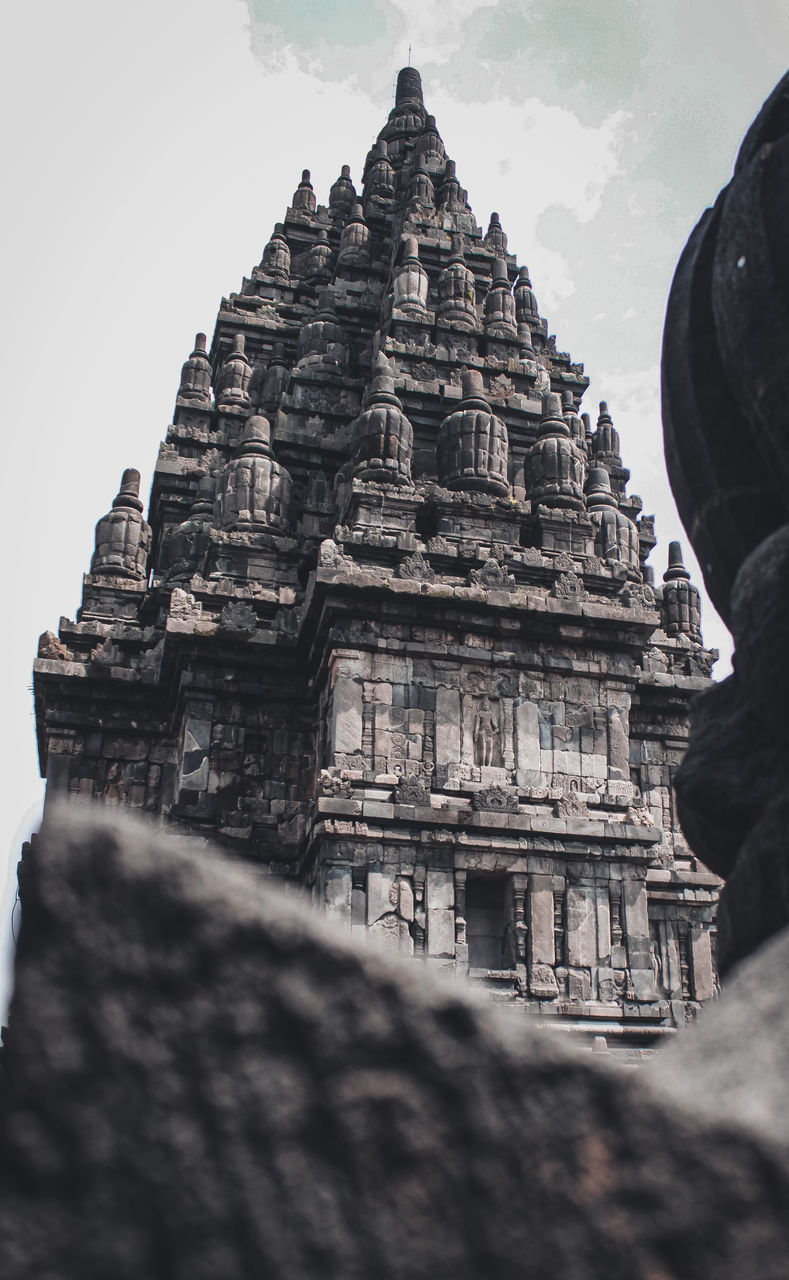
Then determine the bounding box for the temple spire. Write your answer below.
[395,66,423,107]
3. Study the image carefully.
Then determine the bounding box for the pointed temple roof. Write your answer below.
[33,67,720,1049]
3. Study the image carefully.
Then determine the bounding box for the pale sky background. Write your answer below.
[2,0,788,1016]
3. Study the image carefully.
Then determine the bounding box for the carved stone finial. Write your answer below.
[337,203,370,268]
[661,542,701,640]
[436,242,478,330]
[259,342,290,411]
[214,413,291,532]
[417,115,444,167]
[526,392,586,510]
[392,236,428,314]
[216,333,251,411]
[329,164,356,220]
[484,258,517,339]
[437,371,510,495]
[365,141,395,204]
[296,292,347,371]
[177,332,212,406]
[305,229,333,284]
[259,224,291,283]
[664,541,691,582]
[561,391,586,450]
[484,212,508,255]
[352,356,414,486]
[514,266,540,354]
[592,401,622,465]
[407,164,435,210]
[91,469,151,580]
[292,168,317,213]
[438,159,465,213]
[586,467,639,568]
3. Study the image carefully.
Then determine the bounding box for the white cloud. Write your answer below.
[389,0,501,65]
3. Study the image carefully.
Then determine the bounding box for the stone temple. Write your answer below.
[32,66,720,1053]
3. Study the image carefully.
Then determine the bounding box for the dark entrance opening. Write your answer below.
[466,876,507,971]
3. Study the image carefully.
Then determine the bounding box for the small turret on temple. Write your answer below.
[291,169,317,215]
[437,241,478,329]
[216,334,251,411]
[258,224,291,284]
[214,414,291,534]
[661,541,702,641]
[329,164,356,221]
[527,392,586,509]
[437,370,509,494]
[90,469,151,581]
[177,333,212,408]
[34,64,719,1052]
[352,353,413,485]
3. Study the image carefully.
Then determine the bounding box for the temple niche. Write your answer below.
[33,66,720,1058]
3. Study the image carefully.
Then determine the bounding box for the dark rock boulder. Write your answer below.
[2,808,789,1279]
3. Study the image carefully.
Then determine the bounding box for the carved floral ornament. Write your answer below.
[397,550,434,581]
[472,785,519,813]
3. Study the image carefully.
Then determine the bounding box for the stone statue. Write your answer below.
[473,697,499,768]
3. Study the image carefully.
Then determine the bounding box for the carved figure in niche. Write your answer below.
[650,932,665,994]
[368,878,414,954]
[473,697,501,767]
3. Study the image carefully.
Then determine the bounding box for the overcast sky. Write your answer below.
[3,0,788,1015]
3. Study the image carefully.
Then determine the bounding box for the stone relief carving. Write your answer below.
[530,964,559,999]
[472,784,518,813]
[473,697,501,767]
[467,558,515,589]
[554,792,589,818]
[38,632,69,661]
[551,572,588,600]
[319,769,353,799]
[394,775,430,805]
[319,538,354,571]
[518,547,545,566]
[368,877,414,954]
[626,804,656,827]
[170,588,203,620]
[397,550,435,581]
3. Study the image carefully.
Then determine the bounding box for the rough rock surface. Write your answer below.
[649,923,789,1152]
[1,808,789,1280]
[674,524,789,975]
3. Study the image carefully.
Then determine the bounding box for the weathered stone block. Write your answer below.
[567,886,596,967]
[623,877,652,970]
[427,906,456,956]
[323,865,352,924]
[435,687,461,769]
[528,874,555,966]
[691,925,715,1001]
[330,677,363,756]
[426,868,454,910]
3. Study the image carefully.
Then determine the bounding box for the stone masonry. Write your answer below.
[32,67,719,1052]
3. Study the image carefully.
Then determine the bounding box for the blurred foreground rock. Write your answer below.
[664,66,789,974]
[1,807,789,1280]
